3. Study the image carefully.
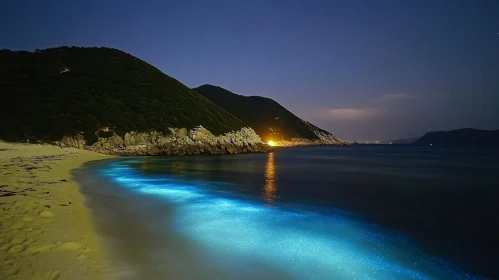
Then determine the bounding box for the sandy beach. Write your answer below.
[0,141,113,280]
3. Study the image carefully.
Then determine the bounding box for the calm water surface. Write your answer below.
[75,146,499,279]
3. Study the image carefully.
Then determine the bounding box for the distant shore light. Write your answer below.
[60,67,70,73]
[267,140,276,146]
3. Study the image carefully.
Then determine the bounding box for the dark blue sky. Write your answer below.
[1,0,498,141]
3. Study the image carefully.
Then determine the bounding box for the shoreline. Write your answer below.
[78,153,485,279]
[0,141,113,279]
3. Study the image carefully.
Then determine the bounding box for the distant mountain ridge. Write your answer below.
[193,84,343,145]
[415,128,499,148]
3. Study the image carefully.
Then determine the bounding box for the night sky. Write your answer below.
[1,0,498,142]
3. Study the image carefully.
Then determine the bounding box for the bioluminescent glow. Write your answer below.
[100,160,479,280]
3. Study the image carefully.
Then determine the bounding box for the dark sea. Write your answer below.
[74,145,499,280]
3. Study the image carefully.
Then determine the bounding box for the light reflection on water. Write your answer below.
[87,157,483,280]
[263,152,277,205]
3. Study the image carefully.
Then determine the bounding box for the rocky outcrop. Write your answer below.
[56,135,86,149]
[273,130,345,147]
[60,126,269,156]
[56,125,345,156]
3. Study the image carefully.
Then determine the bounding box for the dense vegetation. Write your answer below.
[415,128,499,148]
[0,47,245,143]
[193,85,332,142]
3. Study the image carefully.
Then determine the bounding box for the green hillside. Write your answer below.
[0,47,245,143]
[193,84,333,142]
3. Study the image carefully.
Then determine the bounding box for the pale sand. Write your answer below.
[0,142,113,279]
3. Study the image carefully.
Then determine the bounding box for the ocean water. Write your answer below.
[74,146,499,280]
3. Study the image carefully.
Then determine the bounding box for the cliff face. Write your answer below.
[57,126,269,156]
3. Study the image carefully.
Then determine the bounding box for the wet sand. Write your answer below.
[0,141,112,279]
[75,159,295,280]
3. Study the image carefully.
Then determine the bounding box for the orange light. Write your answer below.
[267,140,276,146]
[263,152,276,205]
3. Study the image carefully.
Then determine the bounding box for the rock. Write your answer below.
[108,134,124,147]
[271,131,344,147]
[58,127,269,156]
[189,126,214,141]
[146,146,161,155]
[57,134,86,149]
[178,128,187,138]
[54,122,343,156]
[124,133,136,145]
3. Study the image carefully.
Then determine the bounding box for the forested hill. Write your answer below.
[193,84,337,142]
[0,47,245,143]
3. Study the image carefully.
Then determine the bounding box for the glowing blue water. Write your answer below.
[98,159,481,280]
